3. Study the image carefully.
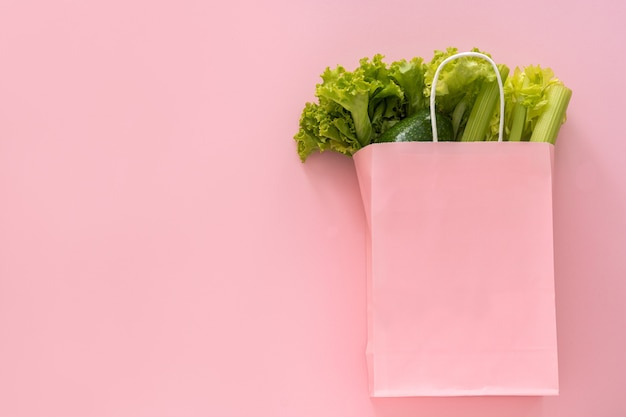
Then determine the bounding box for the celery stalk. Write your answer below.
[451,97,469,140]
[508,103,527,141]
[529,84,572,144]
[507,69,531,142]
[461,66,510,141]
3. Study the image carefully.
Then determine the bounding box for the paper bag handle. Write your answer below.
[429,52,505,142]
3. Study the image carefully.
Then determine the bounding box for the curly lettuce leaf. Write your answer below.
[363,55,405,140]
[389,57,426,117]
[295,54,408,161]
[315,54,403,147]
[294,101,361,162]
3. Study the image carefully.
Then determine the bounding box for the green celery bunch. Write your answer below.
[494,65,572,144]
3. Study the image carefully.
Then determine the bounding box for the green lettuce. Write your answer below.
[315,55,403,147]
[294,54,425,162]
[293,101,360,161]
[389,57,427,117]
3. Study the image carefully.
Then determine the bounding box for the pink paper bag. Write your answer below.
[353,141,559,397]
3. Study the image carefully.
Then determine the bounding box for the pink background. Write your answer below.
[0,0,624,416]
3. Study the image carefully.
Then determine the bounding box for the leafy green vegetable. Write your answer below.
[461,64,509,141]
[315,55,404,147]
[315,66,374,147]
[389,57,426,117]
[529,83,572,144]
[501,66,555,141]
[294,47,572,162]
[293,101,360,161]
[424,47,505,139]
[499,65,572,143]
[294,54,425,162]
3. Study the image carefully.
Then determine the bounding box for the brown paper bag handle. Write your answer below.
[429,52,505,142]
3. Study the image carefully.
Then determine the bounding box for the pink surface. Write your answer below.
[0,0,624,416]
[355,142,558,397]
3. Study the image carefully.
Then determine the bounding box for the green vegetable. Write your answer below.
[425,47,506,140]
[315,62,374,147]
[294,47,572,162]
[294,54,426,162]
[500,65,572,144]
[529,83,572,144]
[461,64,509,141]
[389,57,426,117]
[294,101,361,160]
[376,108,454,143]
